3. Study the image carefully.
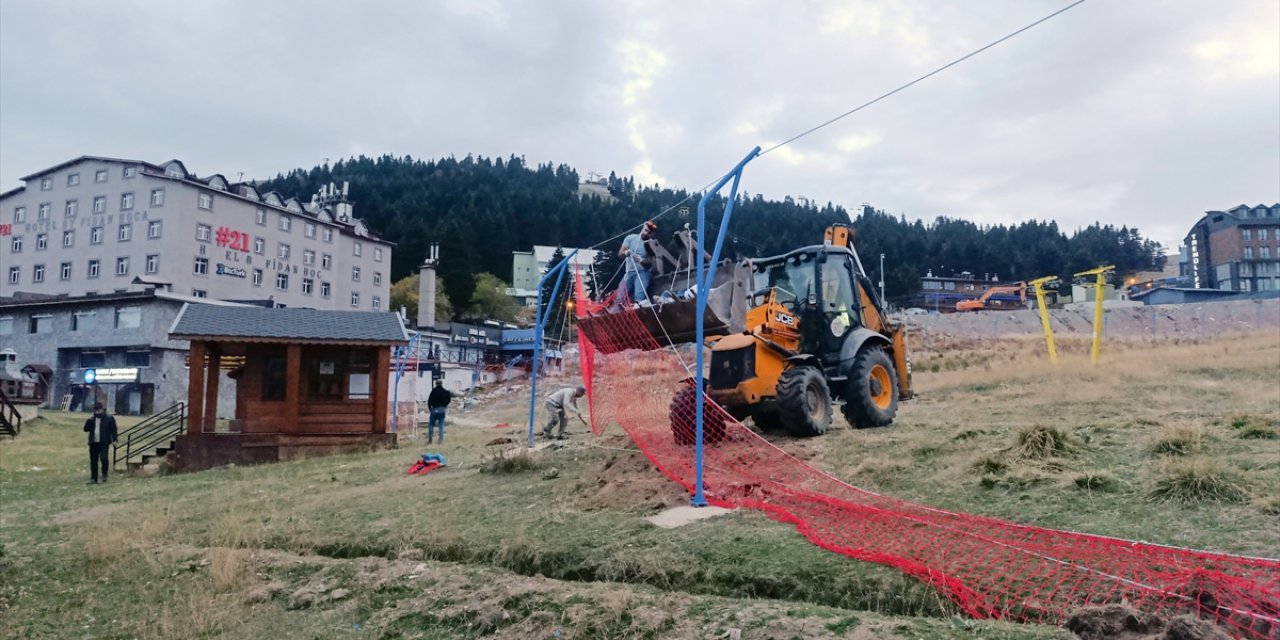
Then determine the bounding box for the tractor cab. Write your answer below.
[750,245,865,370]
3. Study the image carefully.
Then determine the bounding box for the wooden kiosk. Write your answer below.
[169,304,407,471]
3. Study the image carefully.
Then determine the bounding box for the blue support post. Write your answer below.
[527,251,578,448]
[692,147,760,507]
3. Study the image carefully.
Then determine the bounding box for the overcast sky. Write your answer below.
[2,0,1276,251]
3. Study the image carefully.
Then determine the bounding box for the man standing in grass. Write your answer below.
[542,385,587,440]
[426,379,452,444]
[83,403,117,485]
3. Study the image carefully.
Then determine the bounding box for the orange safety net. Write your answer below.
[573,276,1280,638]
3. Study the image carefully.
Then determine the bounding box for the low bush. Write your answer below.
[1149,460,1249,505]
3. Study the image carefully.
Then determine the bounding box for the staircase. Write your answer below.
[0,388,20,438]
[113,402,185,470]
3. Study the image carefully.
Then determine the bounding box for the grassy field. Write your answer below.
[1,331,1276,639]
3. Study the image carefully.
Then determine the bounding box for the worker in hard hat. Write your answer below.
[542,385,587,440]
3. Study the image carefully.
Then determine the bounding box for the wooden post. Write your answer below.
[372,346,391,433]
[203,344,221,433]
[187,341,206,435]
[285,344,302,434]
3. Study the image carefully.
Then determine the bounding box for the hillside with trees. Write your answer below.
[256,155,1166,314]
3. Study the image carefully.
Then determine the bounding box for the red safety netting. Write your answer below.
[572,277,1280,638]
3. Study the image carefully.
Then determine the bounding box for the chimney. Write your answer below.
[418,243,440,329]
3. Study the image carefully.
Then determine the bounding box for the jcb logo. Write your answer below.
[776,313,795,326]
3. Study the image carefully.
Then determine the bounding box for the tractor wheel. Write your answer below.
[842,346,899,428]
[669,386,727,446]
[776,367,833,437]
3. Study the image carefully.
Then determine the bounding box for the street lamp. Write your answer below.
[879,253,886,305]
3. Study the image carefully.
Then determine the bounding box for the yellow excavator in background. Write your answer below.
[955,281,1028,312]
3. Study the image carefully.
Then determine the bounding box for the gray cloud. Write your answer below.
[2,0,1276,250]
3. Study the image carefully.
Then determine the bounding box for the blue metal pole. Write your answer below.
[527,251,578,448]
[692,147,760,507]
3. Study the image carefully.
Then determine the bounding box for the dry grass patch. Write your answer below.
[1255,495,1280,517]
[1226,413,1279,440]
[1146,422,1207,457]
[479,449,544,474]
[1149,459,1250,505]
[1015,425,1076,460]
[971,455,1008,475]
[207,547,254,592]
[1071,471,1121,493]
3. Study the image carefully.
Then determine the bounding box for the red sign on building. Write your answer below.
[215,226,250,252]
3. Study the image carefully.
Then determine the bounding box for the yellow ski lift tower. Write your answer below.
[1073,265,1116,364]
[1028,275,1060,363]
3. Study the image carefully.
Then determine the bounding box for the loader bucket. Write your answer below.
[578,261,751,353]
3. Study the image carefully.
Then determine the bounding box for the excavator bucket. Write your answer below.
[577,260,751,353]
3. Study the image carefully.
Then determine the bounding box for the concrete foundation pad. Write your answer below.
[646,505,734,529]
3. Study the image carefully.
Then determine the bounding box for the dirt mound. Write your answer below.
[1065,605,1232,640]
[577,448,688,513]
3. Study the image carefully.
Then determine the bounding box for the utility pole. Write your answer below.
[879,253,886,304]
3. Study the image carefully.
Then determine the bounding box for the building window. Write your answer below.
[36,233,47,250]
[1244,247,1254,259]
[1241,279,1252,292]
[6,266,18,284]
[303,249,315,266]
[305,222,316,238]
[276,273,289,291]
[322,228,333,243]
[92,196,106,214]
[352,266,361,282]
[123,166,137,178]
[353,242,362,257]
[88,259,100,278]
[146,254,159,274]
[278,243,291,260]
[196,224,212,242]
[71,311,96,332]
[351,292,360,307]
[12,206,24,223]
[321,253,332,269]
[62,230,74,247]
[198,193,213,210]
[125,349,151,367]
[194,257,209,275]
[372,296,381,310]
[278,215,291,232]
[302,278,313,295]
[38,203,50,219]
[9,236,20,253]
[0,317,11,335]
[1263,246,1272,260]
[1261,228,1270,241]
[95,169,108,183]
[79,351,106,367]
[91,226,103,244]
[67,173,80,187]
[60,262,72,280]
[115,306,141,329]
[1243,229,1252,241]
[192,289,207,298]
[116,256,129,276]
[65,199,78,217]
[40,177,52,190]
[150,188,165,207]
[121,192,134,211]
[148,220,161,239]
[256,208,267,225]
[373,272,382,286]
[262,354,287,401]
[321,281,331,298]
[32,264,45,283]
[253,237,265,254]
[374,248,383,262]
[118,223,132,242]
[30,315,52,334]
[252,269,263,286]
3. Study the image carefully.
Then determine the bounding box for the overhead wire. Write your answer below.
[759,0,1089,157]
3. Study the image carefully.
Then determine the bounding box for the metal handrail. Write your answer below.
[113,402,185,468]
[0,388,20,437]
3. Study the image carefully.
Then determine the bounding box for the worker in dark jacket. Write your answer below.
[426,379,453,444]
[83,403,118,484]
